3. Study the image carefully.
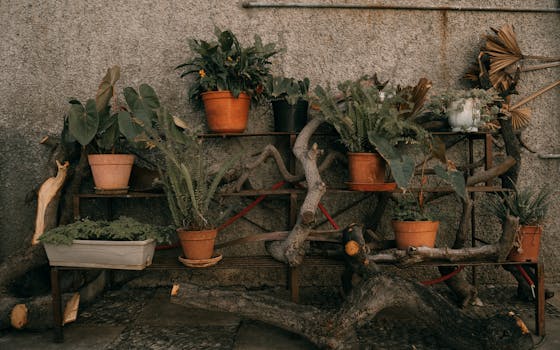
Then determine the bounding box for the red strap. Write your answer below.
[318,203,340,229]
[421,265,465,285]
[515,264,535,286]
[217,181,286,231]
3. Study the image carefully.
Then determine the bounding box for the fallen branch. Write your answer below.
[170,272,532,349]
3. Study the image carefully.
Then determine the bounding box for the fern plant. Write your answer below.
[39,217,174,245]
[123,84,241,230]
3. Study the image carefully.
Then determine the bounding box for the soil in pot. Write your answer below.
[202,91,250,133]
[508,225,542,262]
[88,154,135,192]
[272,99,309,132]
[392,220,439,249]
[176,228,217,260]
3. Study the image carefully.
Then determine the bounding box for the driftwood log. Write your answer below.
[32,160,69,245]
[264,117,329,266]
[171,272,532,350]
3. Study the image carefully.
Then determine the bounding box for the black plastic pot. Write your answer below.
[272,99,309,132]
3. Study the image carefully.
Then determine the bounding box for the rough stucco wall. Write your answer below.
[1,0,559,283]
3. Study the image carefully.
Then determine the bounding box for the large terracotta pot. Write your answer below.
[88,154,135,191]
[176,228,217,260]
[508,225,542,262]
[392,220,439,250]
[347,152,386,185]
[201,91,250,133]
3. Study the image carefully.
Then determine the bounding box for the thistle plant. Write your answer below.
[486,185,552,226]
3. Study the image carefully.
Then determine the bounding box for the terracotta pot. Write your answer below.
[176,228,217,260]
[347,152,386,185]
[392,220,439,250]
[88,154,135,191]
[508,225,542,262]
[201,91,250,133]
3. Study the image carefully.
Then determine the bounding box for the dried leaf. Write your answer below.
[173,115,189,129]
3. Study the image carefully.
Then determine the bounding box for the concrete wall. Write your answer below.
[1,0,559,283]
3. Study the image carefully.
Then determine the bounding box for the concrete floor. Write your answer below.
[1,286,560,350]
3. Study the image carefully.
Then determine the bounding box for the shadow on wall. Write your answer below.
[0,125,52,261]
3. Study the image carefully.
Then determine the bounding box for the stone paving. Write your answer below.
[1,284,560,349]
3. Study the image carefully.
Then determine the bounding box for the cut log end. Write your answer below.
[345,240,360,256]
[10,304,28,329]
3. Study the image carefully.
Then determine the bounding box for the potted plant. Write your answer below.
[67,66,141,193]
[124,84,240,263]
[40,217,173,270]
[314,76,432,190]
[265,75,310,132]
[390,156,466,250]
[426,88,502,132]
[176,28,281,133]
[392,196,439,249]
[486,186,552,262]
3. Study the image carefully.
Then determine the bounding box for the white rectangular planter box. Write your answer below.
[44,239,156,270]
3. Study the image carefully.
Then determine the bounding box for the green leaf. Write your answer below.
[68,99,99,146]
[433,164,466,201]
[368,133,414,189]
[139,84,161,109]
[117,111,145,143]
[123,85,160,126]
[96,114,118,152]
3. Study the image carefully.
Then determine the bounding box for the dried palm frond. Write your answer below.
[482,120,501,131]
[484,24,560,90]
[396,78,432,119]
[485,24,523,72]
[509,107,532,130]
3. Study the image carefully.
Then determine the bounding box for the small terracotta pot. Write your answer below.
[392,220,439,250]
[88,154,135,190]
[202,91,250,133]
[347,152,386,185]
[508,225,542,262]
[176,228,217,260]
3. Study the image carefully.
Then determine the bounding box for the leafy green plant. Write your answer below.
[39,217,174,245]
[392,196,434,221]
[265,76,310,105]
[123,84,241,230]
[176,28,281,107]
[315,76,431,153]
[314,76,431,188]
[486,185,552,225]
[66,66,141,153]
